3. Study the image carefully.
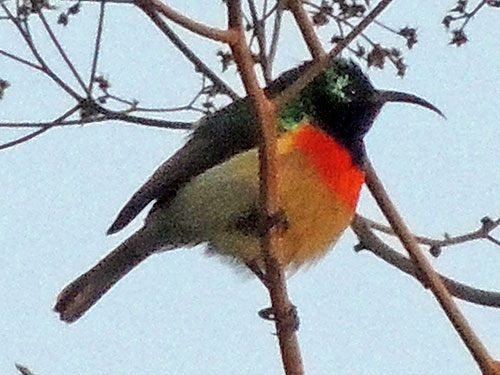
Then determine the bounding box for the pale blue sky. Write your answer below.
[1,1,499,374]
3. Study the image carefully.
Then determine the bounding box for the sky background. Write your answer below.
[1,1,499,374]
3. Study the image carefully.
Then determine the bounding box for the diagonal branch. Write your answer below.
[134,0,237,43]
[93,104,195,129]
[360,215,500,254]
[136,3,239,100]
[0,105,80,150]
[1,3,81,99]
[286,0,326,60]
[362,156,498,375]
[247,0,271,83]
[88,0,106,93]
[352,215,500,308]
[0,49,42,71]
[0,117,109,128]
[267,2,283,72]
[38,10,89,94]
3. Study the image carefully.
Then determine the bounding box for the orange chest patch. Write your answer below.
[285,125,365,210]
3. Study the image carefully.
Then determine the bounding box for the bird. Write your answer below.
[54,59,443,323]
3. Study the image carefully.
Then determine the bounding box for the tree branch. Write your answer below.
[1,3,81,99]
[352,215,500,308]
[93,105,195,129]
[287,0,326,60]
[136,2,239,100]
[226,1,303,374]
[0,49,42,71]
[0,105,80,150]
[134,0,237,43]
[359,215,500,256]
[248,0,272,84]
[362,156,498,375]
[38,10,89,94]
[267,2,283,72]
[88,0,106,93]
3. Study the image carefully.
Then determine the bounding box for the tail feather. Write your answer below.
[54,228,158,323]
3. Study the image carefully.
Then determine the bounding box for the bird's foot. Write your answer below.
[258,305,300,332]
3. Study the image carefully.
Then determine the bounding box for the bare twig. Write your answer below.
[93,105,195,129]
[287,0,326,60]
[0,49,42,70]
[446,0,488,31]
[0,117,109,128]
[362,157,498,375]
[98,94,206,114]
[248,0,271,83]
[1,108,195,130]
[360,215,500,255]
[134,0,236,43]
[88,0,106,93]
[0,105,79,150]
[304,2,379,46]
[95,75,207,114]
[1,3,81,99]
[38,10,89,93]
[267,2,283,71]
[136,3,239,100]
[0,127,51,150]
[352,215,500,308]
[227,1,303,374]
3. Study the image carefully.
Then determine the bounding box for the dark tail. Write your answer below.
[54,228,158,323]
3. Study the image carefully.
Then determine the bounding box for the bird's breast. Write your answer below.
[274,124,364,267]
[158,124,364,269]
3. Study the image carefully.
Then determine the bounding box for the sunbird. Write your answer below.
[55,59,442,322]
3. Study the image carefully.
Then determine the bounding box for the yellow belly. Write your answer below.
[157,144,354,269]
[275,147,354,267]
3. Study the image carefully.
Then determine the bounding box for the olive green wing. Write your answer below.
[106,61,315,235]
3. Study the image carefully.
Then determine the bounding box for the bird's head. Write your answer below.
[277,59,443,162]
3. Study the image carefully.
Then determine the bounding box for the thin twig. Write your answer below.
[487,235,500,247]
[1,3,81,99]
[38,10,89,94]
[0,105,79,150]
[352,215,500,308]
[1,110,194,130]
[287,0,326,60]
[0,127,51,150]
[362,156,497,375]
[88,0,106,93]
[136,3,239,100]
[0,49,42,71]
[360,215,500,251]
[454,0,488,31]
[248,0,271,83]
[0,117,109,128]
[101,96,205,114]
[267,2,283,71]
[134,0,236,43]
[304,1,377,46]
[97,90,206,114]
[94,105,194,129]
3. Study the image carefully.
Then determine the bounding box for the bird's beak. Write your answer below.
[377,90,445,118]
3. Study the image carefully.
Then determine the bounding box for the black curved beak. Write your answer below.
[377,90,445,118]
